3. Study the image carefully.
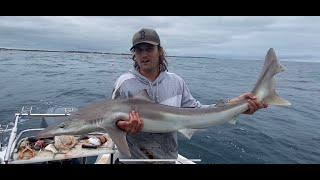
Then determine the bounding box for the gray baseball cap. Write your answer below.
[130,28,160,51]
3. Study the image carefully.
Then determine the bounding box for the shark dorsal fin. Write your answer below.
[132,89,154,102]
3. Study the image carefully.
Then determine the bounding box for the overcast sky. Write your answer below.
[1,16,319,62]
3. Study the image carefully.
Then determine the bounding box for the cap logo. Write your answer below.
[140,31,145,39]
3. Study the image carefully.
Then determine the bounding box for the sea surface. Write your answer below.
[1,50,319,164]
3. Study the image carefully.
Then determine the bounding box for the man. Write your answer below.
[111,28,268,164]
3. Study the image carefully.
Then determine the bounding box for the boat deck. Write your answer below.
[10,134,116,164]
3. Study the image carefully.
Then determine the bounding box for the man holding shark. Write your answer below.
[38,28,291,164]
[111,28,268,163]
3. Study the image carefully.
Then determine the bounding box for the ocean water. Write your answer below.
[1,50,319,164]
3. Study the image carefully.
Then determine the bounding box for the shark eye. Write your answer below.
[59,123,65,128]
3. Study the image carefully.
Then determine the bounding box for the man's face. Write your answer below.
[134,43,160,72]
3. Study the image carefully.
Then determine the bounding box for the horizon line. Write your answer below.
[0,47,216,60]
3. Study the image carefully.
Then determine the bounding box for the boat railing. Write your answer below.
[2,106,73,163]
[1,106,116,164]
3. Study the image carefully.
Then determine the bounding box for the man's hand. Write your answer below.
[116,111,144,133]
[228,93,268,114]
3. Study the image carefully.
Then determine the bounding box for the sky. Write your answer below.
[0,16,319,62]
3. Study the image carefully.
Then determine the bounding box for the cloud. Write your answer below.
[0,16,319,62]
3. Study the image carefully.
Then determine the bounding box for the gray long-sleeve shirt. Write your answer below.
[111,68,215,163]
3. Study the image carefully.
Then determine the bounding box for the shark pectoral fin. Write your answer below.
[105,126,131,157]
[178,129,199,139]
[263,92,291,106]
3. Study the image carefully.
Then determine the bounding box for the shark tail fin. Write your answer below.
[251,48,291,106]
[263,78,291,106]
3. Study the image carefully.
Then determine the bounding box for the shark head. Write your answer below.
[36,98,133,157]
[37,100,115,138]
[37,115,106,138]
